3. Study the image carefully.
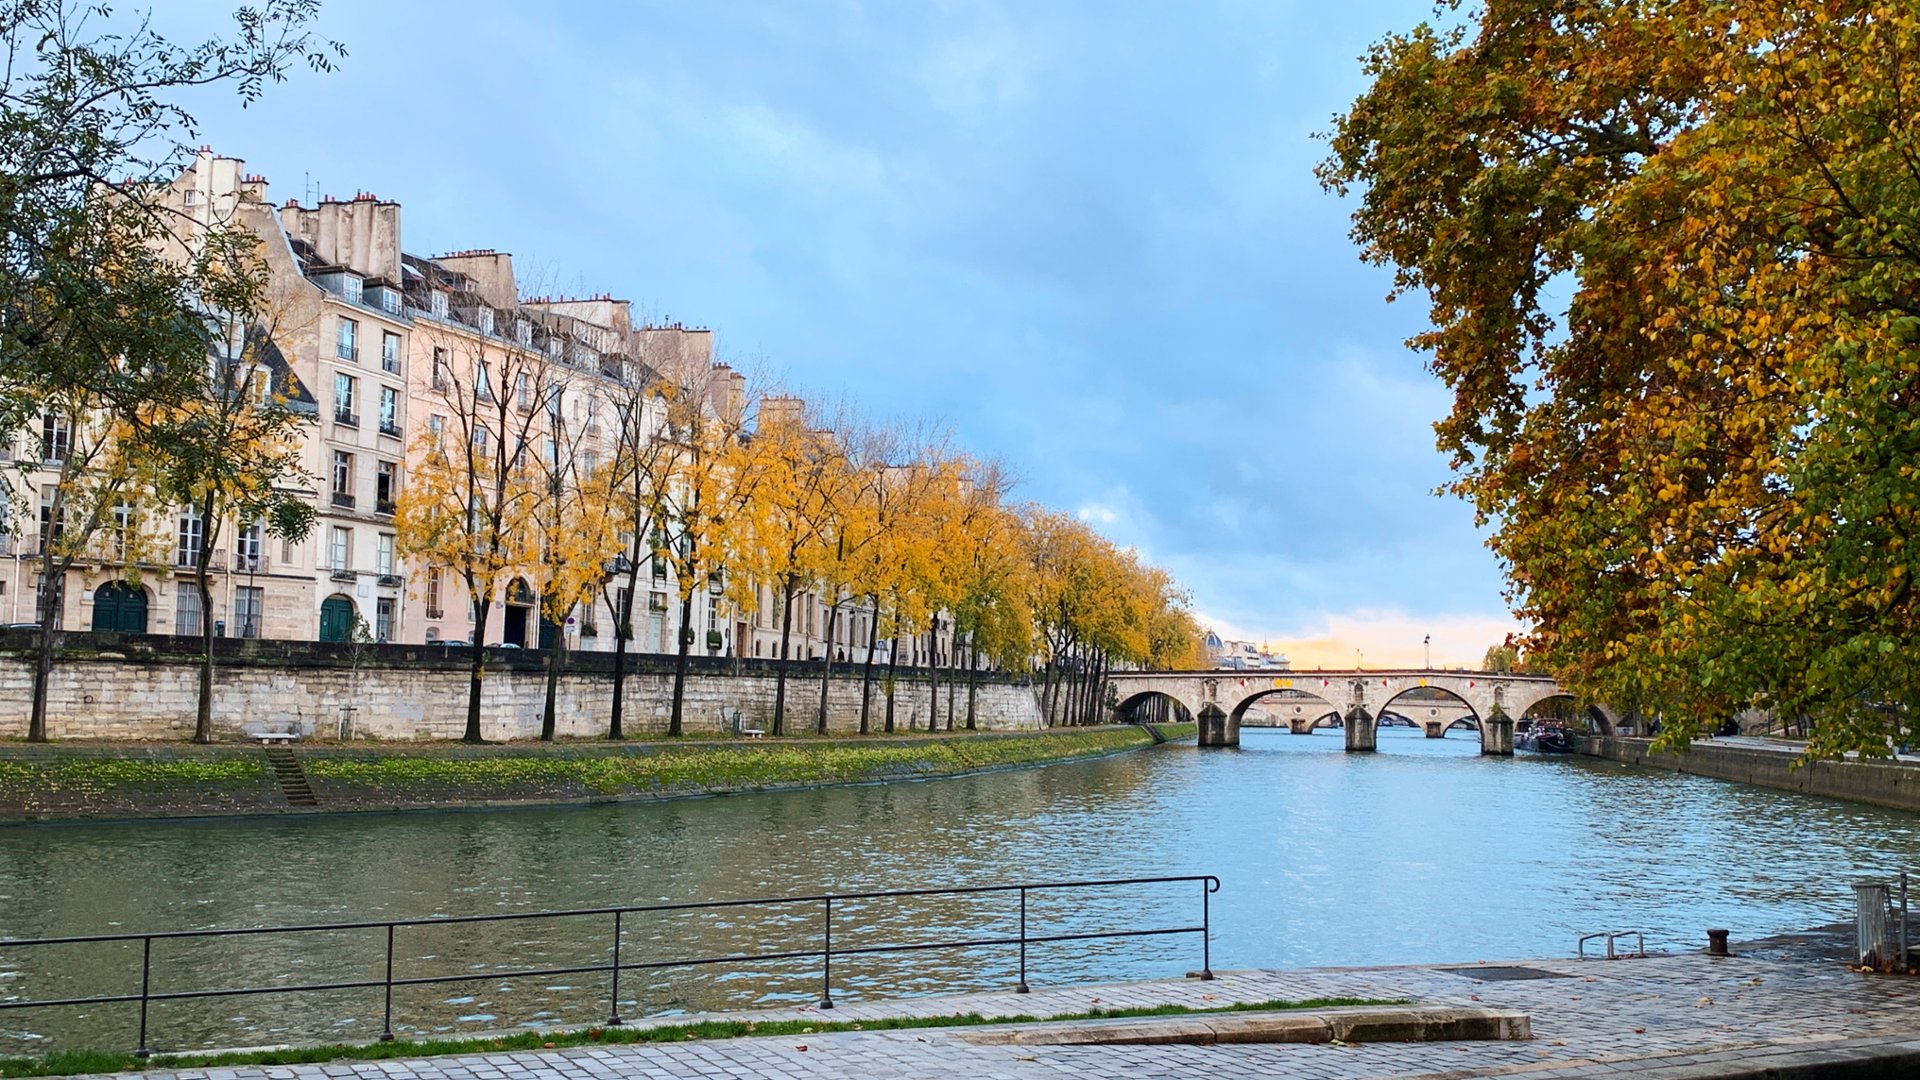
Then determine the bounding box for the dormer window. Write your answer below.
[430,292,449,319]
[477,308,495,335]
[516,320,532,346]
[341,276,362,304]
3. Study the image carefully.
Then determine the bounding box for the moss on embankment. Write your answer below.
[0,724,1194,824]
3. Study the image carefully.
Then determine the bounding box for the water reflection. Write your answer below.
[2,727,1916,1051]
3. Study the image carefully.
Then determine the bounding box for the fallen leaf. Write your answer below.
[796,1044,808,1052]
[1633,1028,1647,1034]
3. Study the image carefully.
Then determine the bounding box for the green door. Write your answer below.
[319,596,355,643]
[90,583,147,634]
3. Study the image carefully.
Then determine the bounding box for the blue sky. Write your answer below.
[172,0,1518,668]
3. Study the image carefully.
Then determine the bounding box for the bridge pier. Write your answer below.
[1424,721,1445,738]
[1288,717,1314,735]
[1481,708,1513,756]
[1344,706,1376,752]
[1197,703,1238,748]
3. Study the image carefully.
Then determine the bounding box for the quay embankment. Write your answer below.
[0,723,1193,823]
[1583,735,1920,813]
[23,947,1920,1080]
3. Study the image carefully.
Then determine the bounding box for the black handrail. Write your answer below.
[0,874,1220,1056]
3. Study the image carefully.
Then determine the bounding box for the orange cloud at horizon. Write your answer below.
[1200,609,1524,671]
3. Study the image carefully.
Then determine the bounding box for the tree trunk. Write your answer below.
[670,588,695,736]
[816,600,839,734]
[773,577,797,736]
[884,629,901,733]
[27,555,57,743]
[967,644,979,730]
[1041,660,1060,727]
[945,639,957,731]
[858,595,880,734]
[465,596,490,743]
[540,621,562,741]
[193,500,221,744]
[608,569,638,739]
[925,626,939,733]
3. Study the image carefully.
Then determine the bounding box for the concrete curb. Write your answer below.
[1571,1037,1920,1079]
[957,1005,1531,1046]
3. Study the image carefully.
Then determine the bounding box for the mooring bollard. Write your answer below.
[1706,928,1730,956]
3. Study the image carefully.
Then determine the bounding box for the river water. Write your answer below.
[3,727,1918,1053]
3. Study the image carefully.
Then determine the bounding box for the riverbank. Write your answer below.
[1582,735,1920,813]
[44,948,1920,1079]
[0,723,1193,824]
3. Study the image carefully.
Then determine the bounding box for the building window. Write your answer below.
[430,291,449,319]
[476,360,492,401]
[337,317,358,361]
[340,276,362,305]
[477,308,494,335]
[377,533,395,576]
[329,526,351,571]
[334,372,357,425]
[375,597,394,642]
[176,508,203,567]
[376,460,396,512]
[428,414,446,450]
[38,486,63,550]
[331,450,354,506]
[40,414,69,462]
[432,347,449,389]
[514,371,530,407]
[174,582,202,635]
[378,386,399,436]
[426,569,444,619]
[515,319,532,346]
[381,332,401,374]
[234,586,263,639]
[235,520,262,571]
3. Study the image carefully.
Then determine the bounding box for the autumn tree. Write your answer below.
[526,368,617,741]
[152,226,315,744]
[1321,0,1920,755]
[393,320,548,743]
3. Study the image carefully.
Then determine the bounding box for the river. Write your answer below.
[2,727,1916,1053]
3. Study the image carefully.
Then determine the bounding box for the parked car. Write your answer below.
[485,642,522,649]
[427,639,471,648]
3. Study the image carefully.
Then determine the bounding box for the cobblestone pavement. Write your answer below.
[111,952,1920,1079]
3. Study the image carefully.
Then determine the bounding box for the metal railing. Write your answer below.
[0,874,1218,1056]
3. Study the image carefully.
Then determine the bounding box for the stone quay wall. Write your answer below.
[1583,735,1920,813]
[0,632,1044,742]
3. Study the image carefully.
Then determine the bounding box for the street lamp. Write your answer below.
[1424,634,1431,670]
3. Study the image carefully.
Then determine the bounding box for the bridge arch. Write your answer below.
[1517,693,1617,737]
[1115,689,1197,725]
[1230,686,1346,734]
[1378,684,1482,740]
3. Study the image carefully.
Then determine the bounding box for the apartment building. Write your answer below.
[2,148,917,664]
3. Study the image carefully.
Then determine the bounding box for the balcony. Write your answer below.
[337,343,358,362]
[334,410,359,428]
[374,499,395,517]
[329,568,358,583]
[377,573,403,588]
[379,422,402,439]
[233,553,270,574]
[331,491,356,509]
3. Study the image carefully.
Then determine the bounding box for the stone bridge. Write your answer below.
[1108,669,1608,755]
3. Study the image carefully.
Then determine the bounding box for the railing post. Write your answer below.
[819,897,834,1010]
[1199,879,1215,981]
[608,910,625,1026]
[135,936,152,1058]
[1015,887,1030,993]
[380,923,396,1041]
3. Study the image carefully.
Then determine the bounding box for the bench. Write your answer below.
[741,728,766,739]
[253,731,299,745]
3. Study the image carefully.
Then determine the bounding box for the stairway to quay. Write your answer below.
[98,947,1920,1080]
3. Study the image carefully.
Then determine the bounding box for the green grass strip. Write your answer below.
[0,996,1403,1077]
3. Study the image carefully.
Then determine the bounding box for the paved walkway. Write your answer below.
[110,952,1920,1079]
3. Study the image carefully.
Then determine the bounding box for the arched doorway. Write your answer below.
[319,595,356,643]
[504,579,533,648]
[91,583,148,634]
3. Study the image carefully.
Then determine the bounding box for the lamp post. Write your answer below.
[1424,634,1431,670]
